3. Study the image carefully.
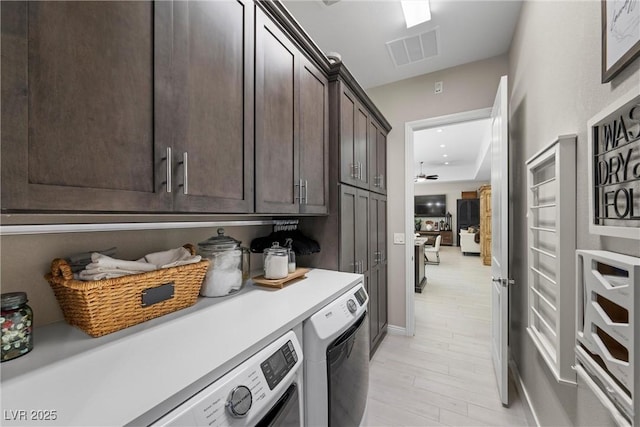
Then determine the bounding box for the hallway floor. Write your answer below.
[366,246,529,426]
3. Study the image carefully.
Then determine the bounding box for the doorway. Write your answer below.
[404,108,492,336]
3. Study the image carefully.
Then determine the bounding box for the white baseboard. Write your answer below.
[510,358,540,427]
[386,324,407,336]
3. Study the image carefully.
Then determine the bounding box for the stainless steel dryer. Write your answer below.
[303,281,369,426]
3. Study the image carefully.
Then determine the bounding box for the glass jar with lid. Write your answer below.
[1,292,33,362]
[263,242,289,280]
[198,228,250,297]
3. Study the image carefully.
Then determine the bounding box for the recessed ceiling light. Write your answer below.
[443,154,448,158]
[436,129,443,133]
[444,161,449,165]
[400,0,432,28]
[439,144,445,148]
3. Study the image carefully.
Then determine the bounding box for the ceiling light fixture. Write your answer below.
[443,154,448,158]
[436,129,443,133]
[439,144,445,148]
[444,161,449,165]
[400,0,431,28]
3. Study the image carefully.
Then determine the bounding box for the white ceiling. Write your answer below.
[282,0,522,89]
[414,118,492,183]
[281,0,521,184]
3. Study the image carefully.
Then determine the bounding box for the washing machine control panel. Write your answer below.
[260,340,298,390]
[153,331,302,427]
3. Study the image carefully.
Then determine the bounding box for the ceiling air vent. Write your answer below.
[386,28,438,67]
[322,0,341,5]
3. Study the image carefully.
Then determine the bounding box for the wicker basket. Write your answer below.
[45,244,209,337]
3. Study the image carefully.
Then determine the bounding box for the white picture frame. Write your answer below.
[601,0,640,83]
[587,86,640,239]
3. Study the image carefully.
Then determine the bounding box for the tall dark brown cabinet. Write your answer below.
[302,63,391,357]
[456,198,481,241]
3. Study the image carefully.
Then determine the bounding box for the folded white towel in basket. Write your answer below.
[77,247,202,281]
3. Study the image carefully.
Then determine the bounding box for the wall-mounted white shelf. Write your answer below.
[576,250,640,427]
[525,135,577,385]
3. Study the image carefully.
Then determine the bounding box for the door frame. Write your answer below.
[403,107,492,337]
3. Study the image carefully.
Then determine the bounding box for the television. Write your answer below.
[415,194,446,217]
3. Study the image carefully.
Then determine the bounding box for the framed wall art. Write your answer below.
[601,0,640,83]
[587,86,640,239]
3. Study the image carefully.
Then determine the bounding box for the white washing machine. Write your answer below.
[153,330,303,427]
[303,281,369,426]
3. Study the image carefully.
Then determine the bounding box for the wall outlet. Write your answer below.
[393,233,405,245]
[435,81,443,94]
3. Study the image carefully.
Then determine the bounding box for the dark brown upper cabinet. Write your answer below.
[1,0,255,214]
[1,1,173,212]
[255,7,328,214]
[338,84,371,190]
[171,0,254,213]
[369,119,388,195]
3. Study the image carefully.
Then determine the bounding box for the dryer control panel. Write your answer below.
[305,281,368,343]
[153,331,302,427]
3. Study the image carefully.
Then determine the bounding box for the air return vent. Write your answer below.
[386,28,438,67]
[322,0,341,5]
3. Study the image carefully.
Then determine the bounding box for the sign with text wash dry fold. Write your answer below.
[593,96,640,228]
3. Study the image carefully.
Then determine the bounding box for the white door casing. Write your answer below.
[490,75,510,406]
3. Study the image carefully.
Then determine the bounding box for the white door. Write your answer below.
[490,75,510,406]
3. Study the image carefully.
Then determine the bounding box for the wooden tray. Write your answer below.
[252,268,310,289]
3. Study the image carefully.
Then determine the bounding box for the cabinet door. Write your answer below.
[355,189,370,275]
[376,128,388,194]
[378,195,387,264]
[369,119,387,194]
[456,198,480,236]
[378,262,388,333]
[369,193,380,269]
[339,185,357,272]
[369,192,387,269]
[255,8,300,214]
[354,104,370,188]
[368,119,379,192]
[339,86,358,187]
[172,0,254,213]
[369,266,380,347]
[299,57,328,214]
[1,1,171,212]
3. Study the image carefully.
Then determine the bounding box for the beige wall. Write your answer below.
[1,223,271,326]
[367,55,509,328]
[509,1,640,425]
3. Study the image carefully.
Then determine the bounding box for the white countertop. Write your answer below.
[0,269,363,426]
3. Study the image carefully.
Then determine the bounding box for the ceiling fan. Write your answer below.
[414,161,438,182]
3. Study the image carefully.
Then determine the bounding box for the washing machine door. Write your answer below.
[256,383,300,427]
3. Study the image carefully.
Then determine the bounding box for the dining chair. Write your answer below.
[424,235,441,265]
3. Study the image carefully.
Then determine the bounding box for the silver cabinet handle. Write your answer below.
[379,174,384,188]
[179,152,189,195]
[162,147,172,193]
[351,163,359,179]
[359,162,363,181]
[295,179,302,203]
[304,180,308,204]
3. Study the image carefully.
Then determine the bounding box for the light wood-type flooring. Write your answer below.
[366,246,529,426]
